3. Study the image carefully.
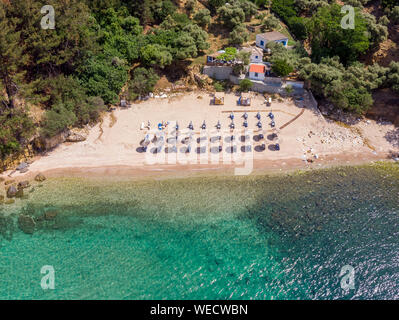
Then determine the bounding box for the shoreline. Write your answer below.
[4,151,393,183]
[1,91,398,183]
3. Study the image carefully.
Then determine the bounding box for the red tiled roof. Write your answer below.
[249,64,265,73]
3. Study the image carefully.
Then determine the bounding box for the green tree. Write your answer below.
[388,62,399,94]
[360,12,388,48]
[209,0,227,12]
[194,9,212,28]
[128,67,159,99]
[218,47,237,61]
[79,51,130,104]
[236,51,251,65]
[0,2,26,109]
[307,4,370,65]
[12,0,98,78]
[217,4,245,29]
[299,57,376,114]
[140,44,173,68]
[391,6,399,24]
[0,108,34,159]
[185,0,197,16]
[261,15,280,31]
[229,24,250,45]
[381,0,396,9]
[272,59,294,77]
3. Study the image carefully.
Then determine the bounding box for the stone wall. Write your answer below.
[229,75,304,96]
[203,66,233,80]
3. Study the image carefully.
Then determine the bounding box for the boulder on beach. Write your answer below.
[16,162,28,171]
[18,214,36,234]
[66,128,88,142]
[18,181,30,189]
[34,173,46,182]
[7,186,18,198]
[15,188,24,198]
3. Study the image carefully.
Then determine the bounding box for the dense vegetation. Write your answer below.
[1,0,398,160]
[0,0,210,159]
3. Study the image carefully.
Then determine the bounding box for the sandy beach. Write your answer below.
[2,91,398,181]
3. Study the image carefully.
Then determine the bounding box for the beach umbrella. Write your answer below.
[275,143,280,151]
[271,120,275,128]
[243,112,248,120]
[188,121,194,130]
[268,112,274,119]
[158,123,163,130]
[229,112,234,120]
[243,120,248,128]
[201,120,206,130]
[257,121,262,129]
[230,121,235,129]
[216,120,221,130]
[256,112,261,120]
[175,122,179,130]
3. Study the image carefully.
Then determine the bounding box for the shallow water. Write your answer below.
[1,164,398,299]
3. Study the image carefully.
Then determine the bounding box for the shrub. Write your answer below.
[272,59,294,77]
[128,67,160,99]
[229,24,249,45]
[239,79,253,91]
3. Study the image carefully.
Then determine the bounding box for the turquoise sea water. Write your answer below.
[1,164,399,300]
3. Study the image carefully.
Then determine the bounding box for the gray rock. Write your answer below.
[18,215,36,234]
[34,173,46,182]
[66,128,88,142]
[16,162,28,171]
[7,186,18,198]
[18,181,30,189]
[44,210,58,220]
[66,132,87,142]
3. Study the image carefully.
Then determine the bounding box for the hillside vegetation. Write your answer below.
[1,0,398,161]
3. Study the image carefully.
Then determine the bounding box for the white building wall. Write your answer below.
[250,53,263,63]
[249,71,265,81]
[256,35,289,49]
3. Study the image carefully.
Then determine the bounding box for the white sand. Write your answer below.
[4,92,398,179]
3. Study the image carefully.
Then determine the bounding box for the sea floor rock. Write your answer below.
[18,215,36,234]
[18,181,30,189]
[15,188,24,198]
[7,186,18,198]
[44,210,58,220]
[34,173,46,182]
